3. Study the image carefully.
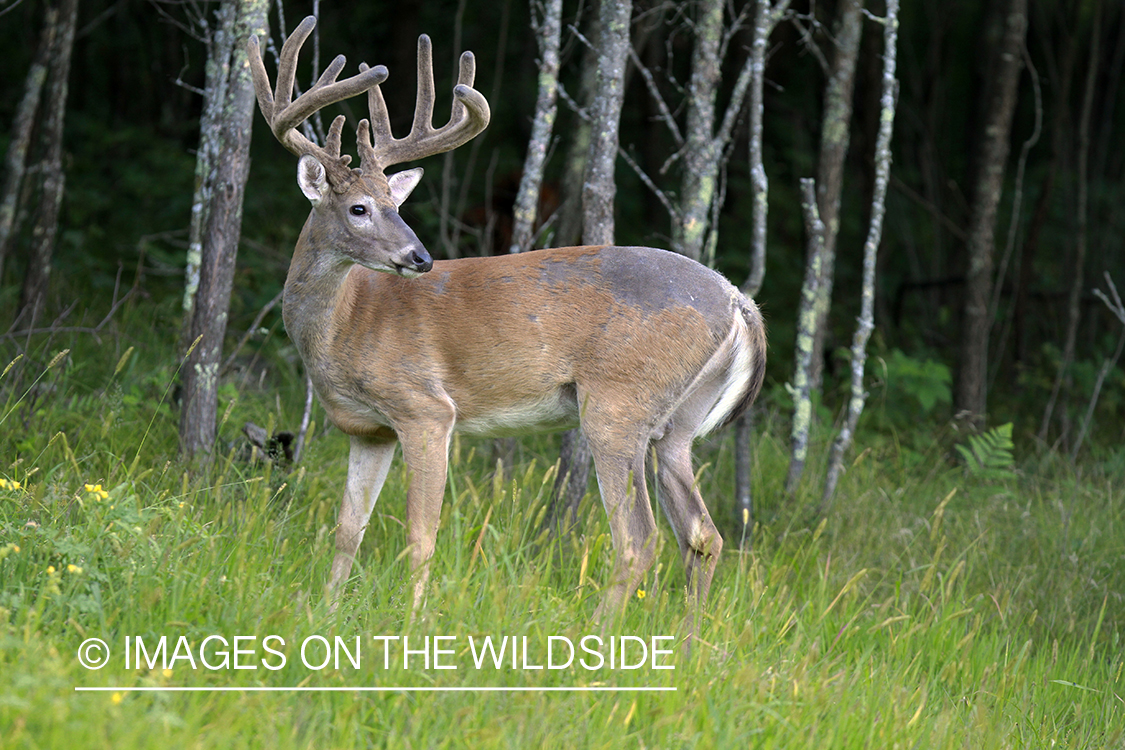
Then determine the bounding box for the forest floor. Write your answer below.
[0,305,1122,749]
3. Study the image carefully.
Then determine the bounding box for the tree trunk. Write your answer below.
[546,0,632,532]
[179,0,270,459]
[552,15,598,250]
[954,0,1027,425]
[581,0,631,245]
[673,0,723,262]
[786,0,864,495]
[786,179,825,497]
[509,0,562,254]
[807,0,865,394]
[0,5,57,285]
[17,0,78,328]
[743,0,789,298]
[820,0,899,512]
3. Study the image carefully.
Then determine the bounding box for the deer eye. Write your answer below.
[349,205,367,216]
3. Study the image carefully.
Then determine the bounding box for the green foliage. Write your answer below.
[874,348,953,415]
[955,422,1016,480]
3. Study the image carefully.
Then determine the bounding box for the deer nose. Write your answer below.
[408,248,433,273]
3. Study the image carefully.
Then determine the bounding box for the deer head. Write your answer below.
[247,16,490,276]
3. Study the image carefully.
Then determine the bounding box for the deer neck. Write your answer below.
[282,218,360,367]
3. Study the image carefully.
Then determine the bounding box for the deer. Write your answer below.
[247,17,766,631]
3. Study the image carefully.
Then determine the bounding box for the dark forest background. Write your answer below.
[1,0,1123,456]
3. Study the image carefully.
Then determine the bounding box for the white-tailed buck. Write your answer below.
[248,17,766,626]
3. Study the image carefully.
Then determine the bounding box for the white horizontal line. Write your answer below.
[75,686,676,693]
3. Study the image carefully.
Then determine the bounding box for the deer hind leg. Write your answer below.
[653,393,725,645]
[329,433,398,607]
[654,434,723,608]
[583,405,659,623]
[398,413,455,612]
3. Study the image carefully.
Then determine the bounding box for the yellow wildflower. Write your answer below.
[67,564,82,574]
[47,565,56,575]
[636,589,646,600]
[162,668,173,678]
[84,484,109,501]
[0,478,20,491]
[111,692,124,705]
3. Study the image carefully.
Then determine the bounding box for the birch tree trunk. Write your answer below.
[743,0,789,299]
[820,0,899,511]
[786,0,864,495]
[547,0,632,532]
[509,0,563,254]
[180,0,270,459]
[786,179,825,496]
[17,0,78,328]
[954,0,1027,426]
[0,5,57,285]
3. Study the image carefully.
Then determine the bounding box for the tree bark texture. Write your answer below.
[786,179,825,496]
[552,12,599,250]
[743,0,789,298]
[0,5,57,285]
[954,0,1027,425]
[673,0,723,262]
[17,0,78,328]
[581,0,631,246]
[807,0,864,394]
[509,0,562,254]
[180,0,270,459]
[821,0,899,511]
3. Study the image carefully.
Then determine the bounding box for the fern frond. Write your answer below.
[956,423,1015,480]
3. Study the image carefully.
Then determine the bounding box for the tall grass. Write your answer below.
[0,314,1122,748]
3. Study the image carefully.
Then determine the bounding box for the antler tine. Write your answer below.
[274,16,316,114]
[411,35,438,139]
[358,34,491,172]
[359,63,393,143]
[449,50,476,122]
[247,15,388,184]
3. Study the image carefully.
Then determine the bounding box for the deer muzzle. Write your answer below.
[394,246,433,277]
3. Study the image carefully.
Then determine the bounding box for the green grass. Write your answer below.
[0,318,1122,748]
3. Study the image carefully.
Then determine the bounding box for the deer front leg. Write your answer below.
[328,433,398,606]
[398,415,455,611]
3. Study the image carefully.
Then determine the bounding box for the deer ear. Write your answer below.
[388,168,424,208]
[297,154,330,205]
